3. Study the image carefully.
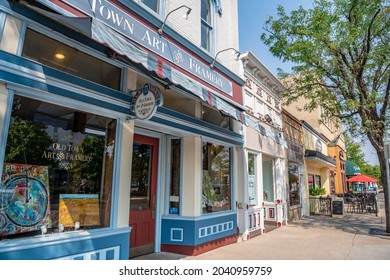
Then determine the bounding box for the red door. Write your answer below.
[129,134,159,258]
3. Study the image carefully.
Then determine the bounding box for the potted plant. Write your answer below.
[309,187,326,196]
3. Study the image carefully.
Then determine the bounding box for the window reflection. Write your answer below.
[1,96,116,239]
[202,143,231,213]
[130,143,152,211]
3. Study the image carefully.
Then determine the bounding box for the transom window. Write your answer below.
[22,29,121,91]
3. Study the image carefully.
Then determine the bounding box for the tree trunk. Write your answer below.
[376,149,389,233]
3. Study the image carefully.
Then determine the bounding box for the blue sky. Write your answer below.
[238,0,313,76]
[237,0,379,165]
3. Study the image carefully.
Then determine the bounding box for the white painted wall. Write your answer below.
[181,136,202,216]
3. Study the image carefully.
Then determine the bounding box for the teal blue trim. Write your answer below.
[161,212,237,246]
[0,227,131,260]
[111,118,124,228]
[0,11,6,40]
[158,106,243,139]
[165,137,184,216]
[156,133,164,252]
[117,0,243,86]
[152,114,243,147]
[0,51,130,114]
[230,146,235,210]
[0,89,14,180]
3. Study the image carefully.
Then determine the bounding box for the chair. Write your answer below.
[347,196,357,213]
[364,194,377,214]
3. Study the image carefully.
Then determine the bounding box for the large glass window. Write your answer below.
[202,143,231,213]
[130,143,152,211]
[262,160,274,202]
[22,29,121,91]
[1,96,116,239]
[201,0,212,51]
[169,139,181,214]
[308,174,314,189]
[288,163,300,206]
[248,153,257,206]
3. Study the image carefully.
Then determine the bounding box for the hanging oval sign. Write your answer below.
[130,83,163,120]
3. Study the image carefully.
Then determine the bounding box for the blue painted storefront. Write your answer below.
[161,213,237,246]
[0,228,130,260]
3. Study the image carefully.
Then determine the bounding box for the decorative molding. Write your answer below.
[55,246,120,260]
[198,221,234,239]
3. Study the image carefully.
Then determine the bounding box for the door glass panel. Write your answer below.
[130,143,152,211]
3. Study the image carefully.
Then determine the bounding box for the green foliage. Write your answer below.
[360,164,382,183]
[344,134,367,167]
[71,135,105,187]
[202,171,217,204]
[5,116,54,166]
[309,187,326,196]
[261,0,390,231]
[261,0,389,142]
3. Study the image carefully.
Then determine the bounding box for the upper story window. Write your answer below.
[22,29,121,91]
[201,0,212,51]
[140,0,160,13]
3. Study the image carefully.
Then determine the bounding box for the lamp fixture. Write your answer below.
[265,114,273,123]
[54,52,65,60]
[210,47,240,69]
[157,5,192,35]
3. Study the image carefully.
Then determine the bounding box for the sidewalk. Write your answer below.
[134,197,390,260]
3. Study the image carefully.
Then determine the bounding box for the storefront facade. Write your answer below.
[0,0,244,259]
[302,121,336,216]
[282,109,304,221]
[328,137,347,194]
[238,52,287,239]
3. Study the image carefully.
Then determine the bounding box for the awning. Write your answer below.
[305,150,336,169]
[346,174,378,183]
[346,160,361,176]
[12,2,245,123]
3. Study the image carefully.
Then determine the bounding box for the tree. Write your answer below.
[361,164,382,182]
[5,117,54,166]
[261,0,390,231]
[344,134,368,167]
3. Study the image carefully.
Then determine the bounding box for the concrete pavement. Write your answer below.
[134,196,390,260]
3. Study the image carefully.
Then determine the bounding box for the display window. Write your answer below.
[202,142,231,213]
[0,95,116,239]
[168,139,181,215]
[248,153,257,206]
[262,160,274,202]
[288,162,300,206]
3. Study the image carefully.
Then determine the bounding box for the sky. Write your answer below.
[237,0,380,166]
